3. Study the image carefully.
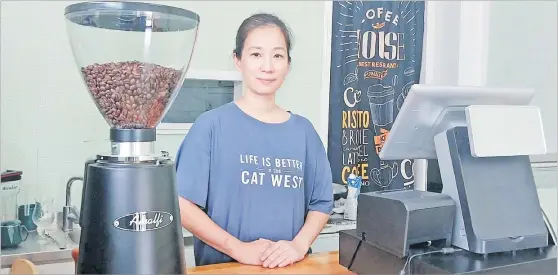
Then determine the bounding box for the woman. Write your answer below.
[176,13,333,269]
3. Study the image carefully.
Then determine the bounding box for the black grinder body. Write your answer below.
[77,159,185,274]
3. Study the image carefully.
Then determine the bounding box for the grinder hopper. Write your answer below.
[64,1,199,131]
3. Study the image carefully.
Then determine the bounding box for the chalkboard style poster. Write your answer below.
[327,1,425,193]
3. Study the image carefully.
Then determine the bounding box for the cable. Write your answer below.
[347,240,362,270]
[347,232,366,270]
[399,247,462,275]
[542,207,557,245]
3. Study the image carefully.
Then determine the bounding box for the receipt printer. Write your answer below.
[356,189,455,258]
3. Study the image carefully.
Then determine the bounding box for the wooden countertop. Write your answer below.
[187,251,354,274]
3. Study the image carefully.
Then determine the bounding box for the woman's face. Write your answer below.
[234,25,290,96]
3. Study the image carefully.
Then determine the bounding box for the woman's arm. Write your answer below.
[176,114,272,265]
[292,210,330,251]
[174,114,239,260]
[178,197,241,256]
[179,198,273,265]
[259,211,329,268]
[260,120,334,268]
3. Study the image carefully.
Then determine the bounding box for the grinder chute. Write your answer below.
[64,2,199,273]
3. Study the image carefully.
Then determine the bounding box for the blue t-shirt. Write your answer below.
[175,102,334,266]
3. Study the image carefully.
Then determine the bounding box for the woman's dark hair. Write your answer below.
[233,13,293,63]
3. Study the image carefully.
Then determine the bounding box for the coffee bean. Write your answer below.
[81,61,181,129]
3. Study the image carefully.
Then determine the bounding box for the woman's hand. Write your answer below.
[259,239,308,268]
[230,239,273,266]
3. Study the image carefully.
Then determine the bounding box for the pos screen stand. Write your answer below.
[379,84,549,255]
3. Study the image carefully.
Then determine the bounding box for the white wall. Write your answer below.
[486,0,557,155]
[421,1,557,156]
[0,1,327,209]
[487,0,558,229]
[414,1,557,223]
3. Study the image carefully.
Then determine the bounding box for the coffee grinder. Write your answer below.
[64,2,199,274]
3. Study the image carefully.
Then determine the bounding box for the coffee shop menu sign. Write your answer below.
[327,1,425,193]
